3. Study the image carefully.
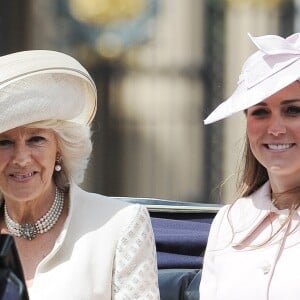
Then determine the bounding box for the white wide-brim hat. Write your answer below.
[0,50,97,133]
[204,32,300,124]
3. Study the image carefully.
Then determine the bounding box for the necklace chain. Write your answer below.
[4,187,64,240]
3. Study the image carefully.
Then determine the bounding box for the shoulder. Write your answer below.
[229,181,271,222]
[71,184,130,211]
[208,182,272,244]
[69,183,149,228]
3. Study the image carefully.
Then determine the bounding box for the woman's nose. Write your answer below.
[267,116,286,136]
[12,144,31,167]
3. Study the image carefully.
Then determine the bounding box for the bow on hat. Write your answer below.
[250,32,300,55]
[238,33,300,88]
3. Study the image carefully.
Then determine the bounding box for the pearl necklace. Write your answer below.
[4,187,64,240]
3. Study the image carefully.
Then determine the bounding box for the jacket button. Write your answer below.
[260,261,271,274]
[278,214,288,225]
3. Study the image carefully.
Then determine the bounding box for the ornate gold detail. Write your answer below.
[68,0,146,24]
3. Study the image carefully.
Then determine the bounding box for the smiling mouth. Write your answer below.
[266,144,294,150]
[10,172,36,180]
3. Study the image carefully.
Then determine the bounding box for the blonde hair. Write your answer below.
[27,120,92,190]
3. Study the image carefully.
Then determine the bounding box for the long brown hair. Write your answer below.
[237,135,300,206]
[232,135,299,248]
[237,136,268,197]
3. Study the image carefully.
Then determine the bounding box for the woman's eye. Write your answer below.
[286,106,300,115]
[28,136,46,144]
[0,140,13,147]
[250,108,268,116]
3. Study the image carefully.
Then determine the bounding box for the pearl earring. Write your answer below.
[55,154,62,172]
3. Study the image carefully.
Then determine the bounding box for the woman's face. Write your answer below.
[247,81,300,180]
[0,126,58,203]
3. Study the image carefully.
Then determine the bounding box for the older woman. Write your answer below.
[200,33,300,300]
[0,50,159,299]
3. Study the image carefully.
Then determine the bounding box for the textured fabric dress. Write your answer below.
[28,184,160,299]
[200,181,300,300]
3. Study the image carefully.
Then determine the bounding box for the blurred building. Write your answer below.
[0,0,297,203]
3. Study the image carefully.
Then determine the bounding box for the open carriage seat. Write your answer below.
[116,197,221,300]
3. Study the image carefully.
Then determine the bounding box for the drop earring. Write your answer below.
[55,154,62,172]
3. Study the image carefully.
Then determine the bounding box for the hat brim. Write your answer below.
[0,50,97,133]
[204,58,300,124]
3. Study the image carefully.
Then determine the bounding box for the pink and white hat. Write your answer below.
[204,33,300,124]
[0,50,97,133]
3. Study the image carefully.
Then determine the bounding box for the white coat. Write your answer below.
[200,181,300,300]
[28,184,160,300]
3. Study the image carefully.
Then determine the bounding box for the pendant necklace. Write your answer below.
[4,187,64,240]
